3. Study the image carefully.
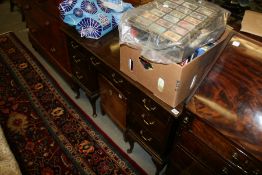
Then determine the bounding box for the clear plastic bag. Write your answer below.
[119,0,230,64]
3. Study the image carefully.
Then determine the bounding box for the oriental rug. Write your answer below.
[0,32,146,175]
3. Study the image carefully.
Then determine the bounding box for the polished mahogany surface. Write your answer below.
[187,33,262,161]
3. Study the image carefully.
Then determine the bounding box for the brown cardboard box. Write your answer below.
[120,29,232,107]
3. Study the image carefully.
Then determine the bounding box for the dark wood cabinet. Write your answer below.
[166,33,262,175]
[22,0,72,81]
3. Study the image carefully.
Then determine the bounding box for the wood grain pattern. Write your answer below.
[187,33,262,161]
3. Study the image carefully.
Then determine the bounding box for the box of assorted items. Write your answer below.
[119,0,232,107]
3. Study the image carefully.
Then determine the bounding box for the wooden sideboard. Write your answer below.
[166,33,262,174]
[22,0,72,82]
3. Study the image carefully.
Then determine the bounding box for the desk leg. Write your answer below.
[86,95,99,118]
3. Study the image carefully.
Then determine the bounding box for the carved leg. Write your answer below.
[152,158,165,175]
[127,140,134,154]
[124,132,134,153]
[87,95,98,118]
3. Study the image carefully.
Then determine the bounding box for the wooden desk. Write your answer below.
[61,25,183,174]
[166,32,262,174]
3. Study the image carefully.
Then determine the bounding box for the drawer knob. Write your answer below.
[111,73,123,84]
[141,114,155,126]
[142,98,156,111]
[72,55,81,63]
[70,41,79,49]
[139,130,152,142]
[90,57,100,66]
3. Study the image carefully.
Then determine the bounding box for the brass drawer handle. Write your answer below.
[72,55,81,63]
[50,47,56,53]
[75,71,83,80]
[139,130,152,142]
[70,41,79,49]
[232,152,239,162]
[111,73,123,84]
[90,57,100,66]
[141,114,155,126]
[221,167,229,175]
[142,98,156,111]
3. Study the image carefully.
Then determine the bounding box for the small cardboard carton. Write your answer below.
[120,29,232,107]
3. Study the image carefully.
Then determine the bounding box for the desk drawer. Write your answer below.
[166,145,213,175]
[129,102,171,141]
[191,117,262,174]
[128,117,166,154]
[179,128,242,174]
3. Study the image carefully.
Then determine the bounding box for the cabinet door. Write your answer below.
[98,74,127,130]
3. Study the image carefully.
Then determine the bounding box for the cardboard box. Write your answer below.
[120,29,232,107]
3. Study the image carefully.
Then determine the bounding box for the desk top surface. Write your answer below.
[187,33,262,161]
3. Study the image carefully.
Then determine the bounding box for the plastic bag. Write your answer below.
[59,0,133,39]
[119,0,230,64]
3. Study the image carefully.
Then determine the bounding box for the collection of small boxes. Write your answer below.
[119,0,231,107]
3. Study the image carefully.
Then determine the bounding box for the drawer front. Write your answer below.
[128,116,167,154]
[166,145,213,175]
[103,68,132,96]
[98,75,127,130]
[130,102,171,141]
[68,39,105,71]
[190,116,262,174]
[179,129,243,175]
[132,90,173,126]
[70,53,99,93]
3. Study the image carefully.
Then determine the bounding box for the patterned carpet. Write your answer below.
[0,32,146,175]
